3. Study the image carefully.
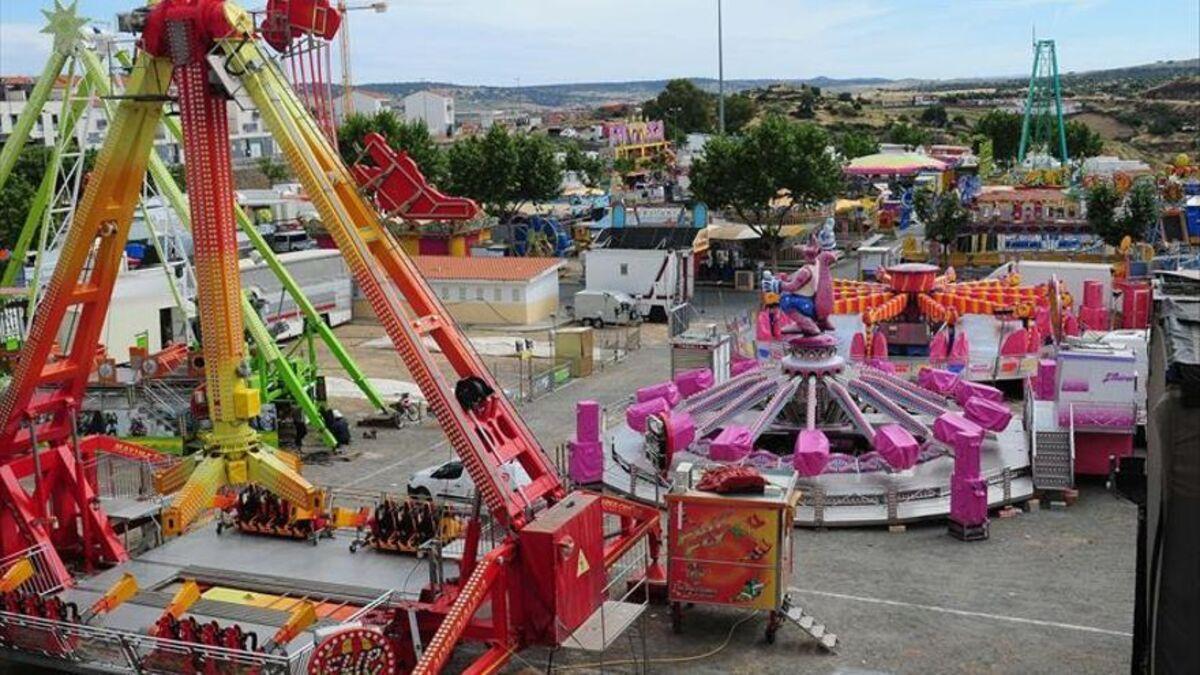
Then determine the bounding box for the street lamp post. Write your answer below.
[717,0,725,135]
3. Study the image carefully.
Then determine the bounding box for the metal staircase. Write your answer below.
[781,592,838,651]
[1032,428,1074,490]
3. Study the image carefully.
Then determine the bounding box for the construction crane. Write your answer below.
[336,1,389,119]
[0,2,662,672]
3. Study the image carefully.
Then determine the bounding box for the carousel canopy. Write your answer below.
[845,152,947,177]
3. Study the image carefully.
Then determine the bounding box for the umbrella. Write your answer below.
[844,152,947,177]
[705,223,761,241]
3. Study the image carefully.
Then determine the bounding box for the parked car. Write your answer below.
[407,458,531,503]
[572,289,642,328]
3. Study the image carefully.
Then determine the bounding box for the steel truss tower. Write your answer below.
[1018,39,1069,166]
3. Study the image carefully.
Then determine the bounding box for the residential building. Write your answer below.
[332,88,392,122]
[413,256,564,325]
[0,75,278,166]
[404,90,455,137]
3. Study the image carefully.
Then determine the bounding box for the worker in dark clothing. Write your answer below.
[292,406,307,449]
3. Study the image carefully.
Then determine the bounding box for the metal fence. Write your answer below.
[0,609,312,674]
[0,543,69,598]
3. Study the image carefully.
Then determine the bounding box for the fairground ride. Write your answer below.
[0,2,660,672]
[0,1,390,448]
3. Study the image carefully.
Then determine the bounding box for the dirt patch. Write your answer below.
[1074,112,1135,141]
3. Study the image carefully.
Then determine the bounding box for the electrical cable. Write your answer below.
[549,609,758,671]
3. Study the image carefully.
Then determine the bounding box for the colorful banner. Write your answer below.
[669,500,782,611]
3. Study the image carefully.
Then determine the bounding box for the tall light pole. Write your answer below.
[716,0,725,134]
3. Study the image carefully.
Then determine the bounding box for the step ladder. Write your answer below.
[1032,429,1074,491]
[781,592,838,652]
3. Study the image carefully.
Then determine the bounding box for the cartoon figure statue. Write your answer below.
[771,242,836,336]
[816,216,837,251]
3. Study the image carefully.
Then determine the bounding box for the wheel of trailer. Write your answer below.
[405,406,421,423]
[594,317,605,329]
[216,521,225,535]
[349,540,360,553]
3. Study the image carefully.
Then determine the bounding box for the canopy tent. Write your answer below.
[844,152,947,177]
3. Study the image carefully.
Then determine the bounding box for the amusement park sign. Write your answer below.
[605,120,665,147]
[308,627,398,675]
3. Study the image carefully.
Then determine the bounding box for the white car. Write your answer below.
[407,459,531,503]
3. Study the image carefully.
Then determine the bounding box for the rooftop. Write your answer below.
[412,255,563,282]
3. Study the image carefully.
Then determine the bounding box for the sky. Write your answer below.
[1,1,1197,86]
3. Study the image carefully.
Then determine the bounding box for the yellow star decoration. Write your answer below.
[40,0,89,55]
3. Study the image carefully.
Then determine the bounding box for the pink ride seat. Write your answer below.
[874,423,920,470]
[709,425,753,461]
[636,381,682,408]
[626,398,669,433]
[962,397,1012,432]
[792,428,830,476]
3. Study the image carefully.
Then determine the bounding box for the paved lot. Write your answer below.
[297,314,1135,674]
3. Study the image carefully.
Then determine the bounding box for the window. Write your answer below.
[432,461,463,480]
[493,287,502,302]
[475,287,484,301]
[619,263,629,276]
[457,286,466,301]
[511,288,523,302]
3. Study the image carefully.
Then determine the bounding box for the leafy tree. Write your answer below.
[925,191,970,254]
[0,146,51,276]
[612,155,637,176]
[1059,120,1103,160]
[562,143,607,187]
[836,131,878,160]
[1121,179,1159,241]
[794,87,819,119]
[643,79,714,139]
[445,125,561,222]
[919,104,948,128]
[723,94,758,133]
[974,110,1023,162]
[1086,181,1129,247]
[690,115,841,265]
[837,92,854,102]
[885,121,930,147]
[167,163,187,192]
[337,110,447,186]
[256,156,291,185]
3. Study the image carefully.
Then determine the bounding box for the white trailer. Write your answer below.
[583,247,693,321]
[240,249,353,340]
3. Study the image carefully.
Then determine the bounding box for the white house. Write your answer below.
[414,256,563,325]
[332,88,391,122]
[404,90,455,137]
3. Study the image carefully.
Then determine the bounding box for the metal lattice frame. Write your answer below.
[1018,39,1069,165]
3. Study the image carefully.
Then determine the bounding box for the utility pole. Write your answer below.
[717,0,725,134]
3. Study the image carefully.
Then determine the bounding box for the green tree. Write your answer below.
[974,110,1023,162]
[562,143,607,188]
[167,163,187,192]
[643,79,715,139]
[836,131,878,160]
[925,191,970,257]
[920,104,949,128]
[0,146,51,274]
[1121,179,1159,241]
[337,110,447,186]
[723,94,758,133]
[1086,181,1129,247]
[1058,120,1103,160]
[256,156,291,185]
[446,125,561,222]
[885,121,930,147]
[690,115,841,265]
